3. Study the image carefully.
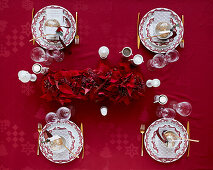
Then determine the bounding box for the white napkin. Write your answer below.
[51,129,70,161]
[151,11,171,43]
[45,8,63,40]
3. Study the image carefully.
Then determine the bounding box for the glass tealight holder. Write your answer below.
[154,94,168,105]
[32,63,49,74]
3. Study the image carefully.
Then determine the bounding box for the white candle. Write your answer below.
[100,106,108,116]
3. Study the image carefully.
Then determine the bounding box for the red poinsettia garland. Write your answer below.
[41,61,145,105]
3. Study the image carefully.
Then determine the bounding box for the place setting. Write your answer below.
[37,106,84,164]
[138,8,184,53]
[31,5,77,50]
[140,94,199,163]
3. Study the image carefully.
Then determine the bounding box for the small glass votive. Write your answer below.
[32,63,49,74]
[154,94,168,105]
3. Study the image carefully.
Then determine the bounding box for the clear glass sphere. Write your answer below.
[45,112,58,123]
[174,102,192,117]
[161,108,176,119]
[165,49,180,63]
[151,54,167,68]
[31,47,47,62]
[56,107,71,122]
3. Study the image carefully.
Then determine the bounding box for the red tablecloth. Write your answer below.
[1,0,213,169]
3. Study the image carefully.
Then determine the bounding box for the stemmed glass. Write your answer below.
[45,112,58,123]
[171,102,192,116]
[31,47,64,65]
[165,49,179,63]
[56,107,71,122]
[31,47,48,62]
[50,49,64,62]
[147,49,180,70]
[147,54,167,70]
[156,107,176,119]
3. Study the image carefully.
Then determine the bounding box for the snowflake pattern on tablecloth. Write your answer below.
[21,83,35,96]
[6,29,25,53]
[34,106,46,120]
[109,128,129,151]
[21,0,33,11]
[21,141,35,156]
[84,144,91,156]
[124,143,139,158]
[0,41,10,58]
[0,20,7,33]
[0,120,10,133]
[21,22,31,37]
[0,144,8,156]
[100,144,112,158]
[0,164,9,170]
[0,0,9,11]
[6,124,25,148]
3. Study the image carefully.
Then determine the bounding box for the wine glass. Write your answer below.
[45,112,58,123]
[18,70,37,83]
[31,47,47,62]
[147,54,167,70]
[156,106,176,119]
[165,49,180,63]
[56,107,71,122]
[172,102,192,116]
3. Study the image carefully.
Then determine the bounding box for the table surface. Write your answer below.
[1,0,213,169]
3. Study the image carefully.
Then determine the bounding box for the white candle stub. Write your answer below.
[100,106,107,116]
[152,79,160,87]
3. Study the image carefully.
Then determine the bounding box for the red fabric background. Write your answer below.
[0,0,213,169]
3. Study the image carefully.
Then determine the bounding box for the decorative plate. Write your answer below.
[144,118,188,163]
[31,5,76,50]
[139,8,184,53]
[39,121,83,164]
